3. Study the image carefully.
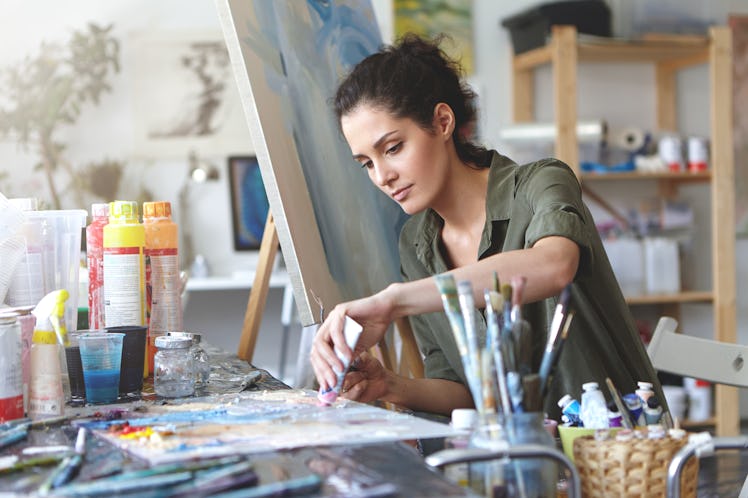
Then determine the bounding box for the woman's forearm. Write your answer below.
[381,372,474,415]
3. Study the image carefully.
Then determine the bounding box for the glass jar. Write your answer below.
[154,336,194,398]
[471,412,557,498]
[167,332,210,388]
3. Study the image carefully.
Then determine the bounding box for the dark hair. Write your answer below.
[334,33,491,167]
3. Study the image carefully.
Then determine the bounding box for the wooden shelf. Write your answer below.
[581,171,711,182]
[680,417,716,429]
[514,34,709,71]
[625,291,713,305]
[509,25,737,436]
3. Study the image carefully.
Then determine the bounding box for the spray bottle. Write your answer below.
[29,290,70,418]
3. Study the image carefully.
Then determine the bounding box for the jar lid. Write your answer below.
[167,331,201,344]
[450,408,477,430]
[155,336,192,349]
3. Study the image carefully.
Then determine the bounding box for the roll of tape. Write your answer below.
[613,127,646,152]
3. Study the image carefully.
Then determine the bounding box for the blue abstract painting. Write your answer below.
[218,1,408,325]
[229,156,269,250]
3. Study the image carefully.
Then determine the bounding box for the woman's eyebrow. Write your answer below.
[352,130,398,161]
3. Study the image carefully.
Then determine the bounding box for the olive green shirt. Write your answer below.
[398,151,663,418]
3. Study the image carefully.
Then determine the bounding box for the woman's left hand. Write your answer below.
[340,352,391,403]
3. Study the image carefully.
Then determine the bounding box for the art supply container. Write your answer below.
[154,335,194,398]
[0,316,24,422]
[105,326,147,396]
[64,331,90,402]
[6,198,45,308]
[103,201,146,329]
[26,209,88,333]
[78,332,123,404]
[87,203,109,330]
[143,201,183,376]
[167,331,210,388]
[471,413,557,498]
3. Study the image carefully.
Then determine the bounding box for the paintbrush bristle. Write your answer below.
[500,283,512,304]
[489,290,503,312]
[492,272,500,293]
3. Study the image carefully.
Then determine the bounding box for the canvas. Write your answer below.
[216,0,408,326]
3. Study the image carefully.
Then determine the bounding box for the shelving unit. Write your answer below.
[509,26,736,436]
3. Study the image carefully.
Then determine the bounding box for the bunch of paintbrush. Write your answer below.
[538,284,575,400]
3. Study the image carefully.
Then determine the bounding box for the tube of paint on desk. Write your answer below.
[557,394,581,427]
[317,316,362,404]
[622,393,645,426]
[643,396,663,425]
[607,400,623,428]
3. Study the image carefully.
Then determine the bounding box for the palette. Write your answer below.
[79,390,457,465]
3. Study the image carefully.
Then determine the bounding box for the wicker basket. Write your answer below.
[573,433,698,498]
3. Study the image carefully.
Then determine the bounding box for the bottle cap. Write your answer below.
[155,336,192,350]
[582,381,599,391]
[607,400,619,413]
[646,396,660,409]
[143,201,172,219]
[558,394,574,408]
[637,381,653,391]
[450,408,477,431]
[91,203,109,219]
[109,201,139,223]
[168,331,201,344]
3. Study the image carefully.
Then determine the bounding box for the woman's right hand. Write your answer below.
[310,287,397,392]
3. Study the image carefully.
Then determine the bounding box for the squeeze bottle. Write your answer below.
[143,201,182,375]
[86,203,109,329]
[29,290,70,418]
[580,381,608,429]
[103,201,146,329]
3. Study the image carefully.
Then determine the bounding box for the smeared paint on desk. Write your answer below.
[79,389,457,465]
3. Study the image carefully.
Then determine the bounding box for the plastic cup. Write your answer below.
[65,332,88,402]
[78,332,123,404]
[26,209,87,332]
[105,326,147,396]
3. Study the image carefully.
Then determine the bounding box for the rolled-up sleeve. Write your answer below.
[522,160,594,273]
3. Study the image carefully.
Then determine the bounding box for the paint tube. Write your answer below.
[643,396,663,425]
[580,382,608,429]
[635,381,654,405]
[557,394,582,427]
[622,393,645,427]
[317,316,362,404]
[607,400,623,428]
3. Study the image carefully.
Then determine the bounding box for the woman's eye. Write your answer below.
[360,160,373,169]
[386,142,402,155]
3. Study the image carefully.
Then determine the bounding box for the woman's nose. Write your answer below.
[372,161,396,187]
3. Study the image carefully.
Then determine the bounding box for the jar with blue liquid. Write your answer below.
[154,336,194,398]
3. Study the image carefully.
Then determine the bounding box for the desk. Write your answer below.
[0,346,474,497]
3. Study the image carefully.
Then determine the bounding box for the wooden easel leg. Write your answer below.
[237,211,279,361]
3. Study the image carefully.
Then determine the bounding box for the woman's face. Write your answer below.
[341,104,452,215]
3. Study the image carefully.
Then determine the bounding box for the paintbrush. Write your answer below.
[605,377,635,430]
[38,427,87,494]
[54,470,193,496]
[499,284,515,371]
[538,285,572,392]
[0,422,29,450]
[510,276,532,376]
[0,455,63,475]
[210,473,323,498]
[169,459,257,497]
[457,279,483,410]
[539,311,575,399]
[434,274,482,411]
[484,290,511,415]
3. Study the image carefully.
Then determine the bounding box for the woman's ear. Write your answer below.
[433,103,455,139]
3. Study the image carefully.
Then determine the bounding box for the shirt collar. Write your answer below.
[411,151,517,272]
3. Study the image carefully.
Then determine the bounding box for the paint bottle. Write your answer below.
[557,394,582,427]
[444,408,477,489]
[143,201,182,375]
[29,290,70,418]
[607,400,623,428]
[643,396,663,425]
[635,381,654,405]
[5,198,45,307]
[622,393,645,427]
[0,316,24,422]
[103,201,146,329]
[580,382,608,429]
[86,203,109,330]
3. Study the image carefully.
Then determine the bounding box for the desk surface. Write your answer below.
[0,346,473,497]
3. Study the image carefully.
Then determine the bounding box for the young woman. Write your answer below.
[310,34,663,419]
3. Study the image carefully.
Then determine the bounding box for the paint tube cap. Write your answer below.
[582,382,600,392]
[143,201,172,219]
[450,408,478,431]
[637,381,653,391]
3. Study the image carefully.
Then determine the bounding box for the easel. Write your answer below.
[237,211,424,379]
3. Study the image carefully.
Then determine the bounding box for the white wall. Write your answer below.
[2,0,748,398]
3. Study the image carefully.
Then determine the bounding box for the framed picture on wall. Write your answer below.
[228,156,269,251]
